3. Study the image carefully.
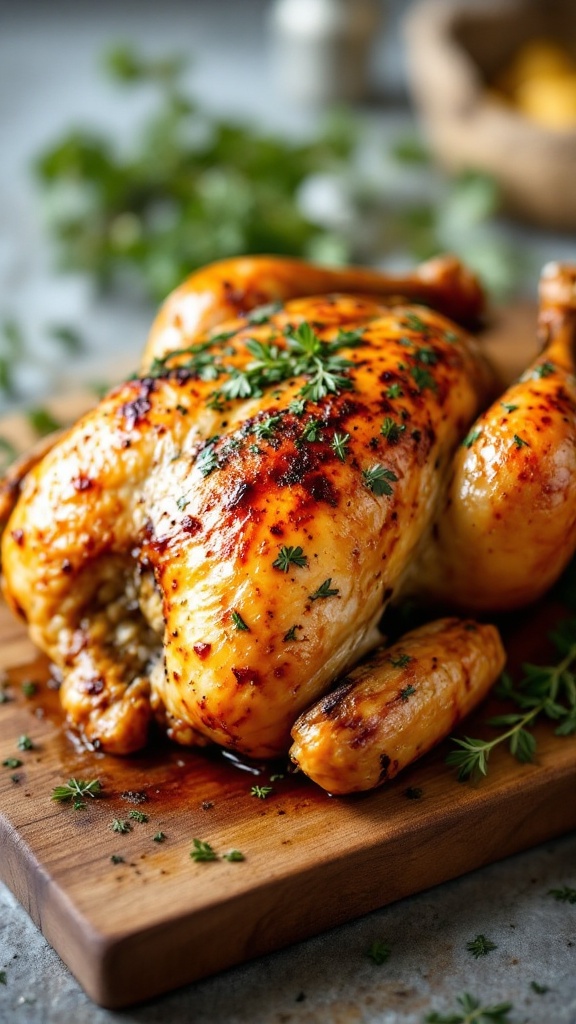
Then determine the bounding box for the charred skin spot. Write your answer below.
[378,753,400,781]
[302,473,339,508]
[273,446,320,488]
[72,475,94,492]
[181,515,202,535]
[118,379,156,430]
[193,642,212,661]
[232,667,262,686]
[223,480,256,512]
[320,678,355,716]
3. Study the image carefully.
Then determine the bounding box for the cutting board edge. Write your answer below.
[2,752,575,1009]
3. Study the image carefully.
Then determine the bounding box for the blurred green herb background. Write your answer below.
[0,44,525,421]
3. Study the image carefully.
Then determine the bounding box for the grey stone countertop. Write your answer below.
[1,2,575,1021]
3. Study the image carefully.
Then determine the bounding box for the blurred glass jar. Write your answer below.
[269,0,382,105]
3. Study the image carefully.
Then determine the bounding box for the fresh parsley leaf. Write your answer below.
[533,361,555,379]
[410,365,437,393]
[386,383,403,399]
[190,839,218,862]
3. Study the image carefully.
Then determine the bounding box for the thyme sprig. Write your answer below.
[447,618,576,781]
[51,779,102,802]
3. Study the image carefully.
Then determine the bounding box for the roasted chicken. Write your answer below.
[1,255,575,794]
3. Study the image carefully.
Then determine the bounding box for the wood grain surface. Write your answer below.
[2,302,576,1010]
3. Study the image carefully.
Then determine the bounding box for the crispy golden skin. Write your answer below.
[2,255,576,793]
[290,618,505,794]
[0,257,491,758]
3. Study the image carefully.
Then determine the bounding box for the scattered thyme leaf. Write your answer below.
[462,427,482,449]
[231,610,250,632]
[3,758,22,769]
[21,681,37,699]
[532,361,555,379]
[153,832,166,843]
[388,653,412,669]
[111,819,132,834]
[331,431,350,461]
[283,625,301,642]
[310,578,339,601]
[466,935,498,958]
[362,464,398,497]
[381,417,406,443]
[176,495,189,511]
[223,849,245,862]
[190,838,218,862]
[366,940,391,965]
[548,885,576,904]
[110,855,125,865]
[513,434,529,449]
[386,383,403,399]
[501,401,518,413]
[273,545,308,572]
[52,779,102,802]
[129,809,149,823]
[251,785,273,799]
[17,735,33,751]
[399,684,416,701]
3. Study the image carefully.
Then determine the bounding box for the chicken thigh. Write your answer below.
[1,256,575,793]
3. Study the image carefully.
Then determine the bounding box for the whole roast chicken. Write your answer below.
[2,255,576,794]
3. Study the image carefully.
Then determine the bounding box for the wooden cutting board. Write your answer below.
[1,302,576,1011]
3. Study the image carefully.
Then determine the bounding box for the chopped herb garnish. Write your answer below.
[405,787,423,800]
[310,578,339,601]
[380,418,406,443]
[331,431,350,462]
[501,401,518,413]
[52,779,102,802]
[110,855,125,865]
[289,398,306,416]
[335,327,365,346]
[462,427,482,449]
[466,935,498,958]
[399,684,416,701]
[301,418,322,442]
[273,545,308,572]
[176,495,189,511]
[416,346,439,366]
[246,301,283,325]
[2,758,22,769]
[404,313,428,333]
[410,365,437,392]
[27,407,62,437]
[190,838,218,862]
[283,625,301,641]
[17,735,33,751]
[111,819,132,834]
[530,982,549,994]
[386,383,403,399]
[21,681,37,699]
[513,434,529,449]
[129,809,149,823]
[196,440,220,477]
[426,994,513,1023]
[362,464,398,497]
[533,361,555,379]
[548,885,576,904]
[366,940,391,965]
[388,653,412,668]
[270,773,285,782]
[223,849,245,862]
[231,610,250,632]
[251,785,273,799]
[447,617,576,780]
[73,800,86,811]
[254,414,282,440]
[153,831,167,843]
